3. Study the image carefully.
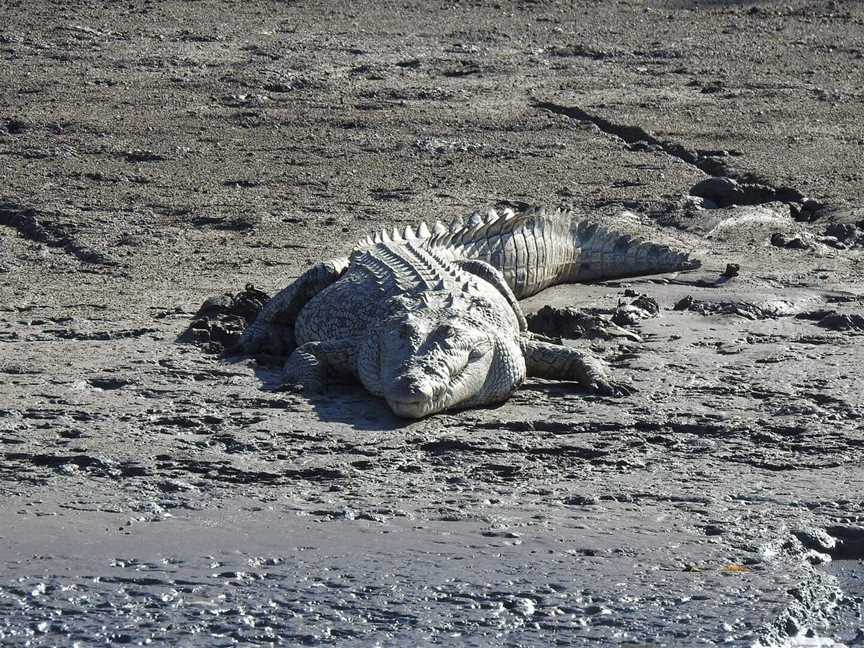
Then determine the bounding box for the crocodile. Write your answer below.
[238,206,699,418]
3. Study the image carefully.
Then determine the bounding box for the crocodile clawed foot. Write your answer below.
[587,379,634,398]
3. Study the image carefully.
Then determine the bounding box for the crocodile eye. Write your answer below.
[468,346,485,361]
[468,338,492,360]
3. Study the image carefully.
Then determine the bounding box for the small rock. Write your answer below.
[123,149,166,163]
[721,263,740,278]
[673,295,694,311]
[564,494,600,506]
[770,232,809,249]
[157,478,198,493]
[611,293,659,326]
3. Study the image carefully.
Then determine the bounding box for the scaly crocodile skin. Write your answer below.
[239,206,699,418]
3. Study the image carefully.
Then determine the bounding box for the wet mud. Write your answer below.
[1,1,864,645]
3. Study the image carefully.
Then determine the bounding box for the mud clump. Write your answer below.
[673,296,787,320]
[690,176,795,209]
[770,232,811,250]
[823,222,863,248]
[812,311,864,332]
[611,291,659,326]
[527,305,642,342]
[181,285,270,353]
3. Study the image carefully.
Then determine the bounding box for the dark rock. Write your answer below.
[770,232,809,249]
[673,296,786,320]
[722,263,740,278]
[673,295,695,311]
[528,305,641,342]
[564,494,600,506]
[122,149,166,163]
[825,222,859,243]
[690,176,799,208]
[611,293,659,326]
[815,312,864,332]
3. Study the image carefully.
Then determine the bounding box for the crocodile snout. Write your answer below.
[385,373,446,419]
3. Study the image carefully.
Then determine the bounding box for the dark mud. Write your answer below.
[2,1,864,646]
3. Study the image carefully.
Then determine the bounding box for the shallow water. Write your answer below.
[819,559,864,648]
[0,500,783,647]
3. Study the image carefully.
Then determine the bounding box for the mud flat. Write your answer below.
[1,1,863,645]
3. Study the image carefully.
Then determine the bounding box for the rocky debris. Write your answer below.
[536,102,817,215]
[722,263,740,278]
[808,311,864,332]
[821,220,864,248]
[770,230,848,250]
[770,231,811,249]
[689,176,805,209]
[182,285,270,353]
[673,296,794,320]
[413,137,524,159]
[121,149,166,163]
[691,176,776,208]
[611,291,659,326]
[527,305,642,342]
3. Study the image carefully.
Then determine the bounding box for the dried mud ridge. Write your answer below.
[0,201,119,268]
[536,101,813,212]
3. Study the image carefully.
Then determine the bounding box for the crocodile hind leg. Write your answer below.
[519,335,631,397]
[237,258,349,356]
[281,337,358,393]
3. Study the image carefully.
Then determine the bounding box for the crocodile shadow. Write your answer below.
[247,359,412,431]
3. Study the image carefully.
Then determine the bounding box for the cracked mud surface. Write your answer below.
[1,1,863,646]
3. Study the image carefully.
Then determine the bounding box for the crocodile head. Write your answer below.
[358,307,525,419]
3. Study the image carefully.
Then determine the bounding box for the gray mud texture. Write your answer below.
[1,1,864,646]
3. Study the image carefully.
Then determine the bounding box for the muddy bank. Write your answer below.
[1,0,863,645]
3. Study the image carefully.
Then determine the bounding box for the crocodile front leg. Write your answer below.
[237,258,349,356]
[281,337,359,393]
[519,335,630,397]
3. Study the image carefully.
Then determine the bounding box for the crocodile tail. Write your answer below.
[358,206,700,298]
[564,213,701,285]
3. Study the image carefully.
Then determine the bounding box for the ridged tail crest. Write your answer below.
[357,206,700,299]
